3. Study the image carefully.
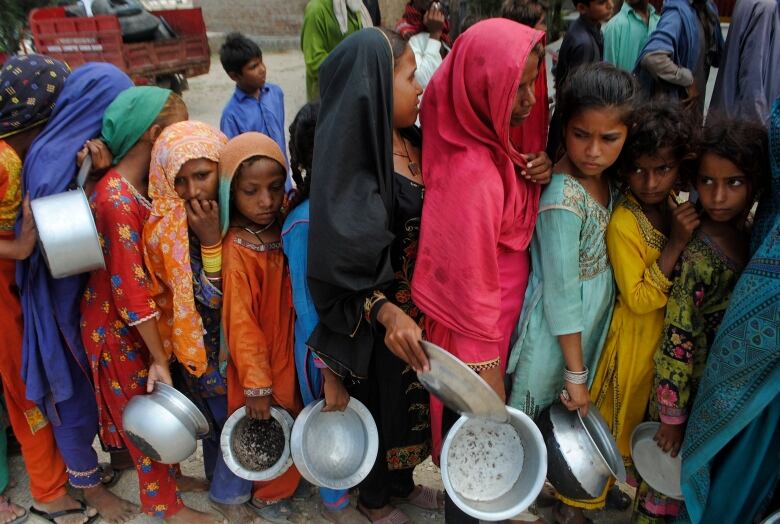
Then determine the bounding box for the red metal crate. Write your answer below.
[28,6,209,85]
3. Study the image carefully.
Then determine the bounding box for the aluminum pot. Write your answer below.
[122,382,209,464]
[221,406,294,481]
[537,402,626,500]
[30,157,104,278]
[290,398,378,490]
[441,406,547,521]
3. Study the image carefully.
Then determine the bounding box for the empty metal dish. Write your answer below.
[631,422,682,500]
[538,402,626,500]
[417,340,508,422]
[442,406,547,521]
[30,156,105,279]
[290,398,378,489]
[221,406,294,481]
[122,382,209,464]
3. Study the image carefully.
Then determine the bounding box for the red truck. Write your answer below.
[27,6,210,92]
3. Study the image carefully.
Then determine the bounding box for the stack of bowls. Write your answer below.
[418,341,547,521]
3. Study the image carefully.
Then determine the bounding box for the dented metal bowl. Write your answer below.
[122,382,209,464]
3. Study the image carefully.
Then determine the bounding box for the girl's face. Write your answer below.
[232,157,286,226]
[564,107,629,177]
[510,52,540,127]
[392,46,423,129]
[627,147,680,205]
[174,158,219,201]
[696,152,751,223]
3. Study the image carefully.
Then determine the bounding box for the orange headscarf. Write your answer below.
[143,120,227,377]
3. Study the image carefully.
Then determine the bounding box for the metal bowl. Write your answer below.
[30,187,105,279]
[290,398,378,489]
[537,402,626,500]
[630,422,682,499]
[122,382,209,464]
[441,406,547,521]
[221,406,294,481]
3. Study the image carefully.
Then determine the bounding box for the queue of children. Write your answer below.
[0,7,778,524]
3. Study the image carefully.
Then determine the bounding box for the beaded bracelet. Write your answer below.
[563,366,589,385]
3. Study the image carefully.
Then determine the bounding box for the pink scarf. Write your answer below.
[412,18,547,345]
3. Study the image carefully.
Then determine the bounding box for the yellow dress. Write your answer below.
[591,193,673,470]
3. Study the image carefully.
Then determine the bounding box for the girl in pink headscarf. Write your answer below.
[411,16,551,473]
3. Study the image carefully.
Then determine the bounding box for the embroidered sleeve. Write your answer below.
[653,256,705,424]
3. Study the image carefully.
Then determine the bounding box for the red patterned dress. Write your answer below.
[80,170,183,517]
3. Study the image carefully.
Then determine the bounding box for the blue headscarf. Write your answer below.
[634,0,723,97]
[679,98,780,523]
[16,63,132,418]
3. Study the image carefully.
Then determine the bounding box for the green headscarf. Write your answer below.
[101,86,171,164]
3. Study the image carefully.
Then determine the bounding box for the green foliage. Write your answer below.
[0,0,57,53]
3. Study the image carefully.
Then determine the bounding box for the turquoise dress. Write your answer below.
[507,173,616,419]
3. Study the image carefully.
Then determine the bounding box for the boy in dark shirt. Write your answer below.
[547,0,613,159]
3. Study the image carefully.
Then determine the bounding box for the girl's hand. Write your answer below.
[321,368,350,412]
[376,302,429,373]
[668,196,700,249]
[654,422,684,457]
[15,195,38,260]
[147,360,173,393]
[246,395,272,420]
[521,152,553,184]
[423,3,446,40]
[561,382,590,416]
[186,199,221,247]
[77,139,113,171]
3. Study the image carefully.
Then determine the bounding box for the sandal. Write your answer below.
[605,486,632,511]
[552,501,592,524]
[249,499,293,524]
[356,504,410,524]
[390,484,444,510]
[29,500,97,524]
[99,462,122,488]
[0,496,28,524]
[536,482,557,508]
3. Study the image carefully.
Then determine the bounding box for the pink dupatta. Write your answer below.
[411,18,548,461]
[413,18,547,348]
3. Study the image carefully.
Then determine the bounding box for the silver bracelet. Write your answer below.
[563,366,589,385]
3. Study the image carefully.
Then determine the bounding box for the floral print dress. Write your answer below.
[634,231,742,522]
[80,171,183,517]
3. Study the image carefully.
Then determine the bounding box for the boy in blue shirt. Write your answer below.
[219,33,287,162]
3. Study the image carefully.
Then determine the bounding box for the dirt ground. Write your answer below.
[5,50,634,523]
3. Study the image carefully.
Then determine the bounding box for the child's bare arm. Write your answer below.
[0,195,37,260]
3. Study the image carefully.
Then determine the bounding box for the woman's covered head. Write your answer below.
[558,63,638,177]
[149,121,227,203]
[218,132,288,232]
[622,100,696,204]
[693,116,769,223]
[289,102,320,207]
[422,18,545,159]
[510,43,543,127]
[378,28,423,129]
[101,87,188,165]
[0,54,70,144]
